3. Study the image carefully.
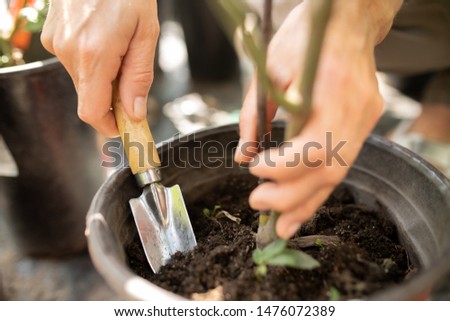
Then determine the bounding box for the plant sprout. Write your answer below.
[0,0,49,67]
[328,286,341,301]
[203,205,241,224]
[209,0,333,276]
[203,205,222,219]
[315,238,325,249]
[253,239,320,278]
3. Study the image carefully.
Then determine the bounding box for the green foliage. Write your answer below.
[327,287,341,301]
[315,238,324,249]
[252,239,320,278]
[202,205,222,219]
[21,2,49,33]
[1,0,49,67]
[382,258,396,273]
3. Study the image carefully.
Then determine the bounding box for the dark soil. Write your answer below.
[126,175,413,300]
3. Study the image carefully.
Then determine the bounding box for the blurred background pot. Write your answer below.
[0,57,104,257]
[173,0,239,81]
[86,123,450,300]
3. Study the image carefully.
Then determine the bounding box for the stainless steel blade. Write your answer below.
[129,182,196,273]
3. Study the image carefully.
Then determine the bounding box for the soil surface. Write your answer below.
[126,175,413,300]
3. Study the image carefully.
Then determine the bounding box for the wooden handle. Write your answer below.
[112,80,160,174]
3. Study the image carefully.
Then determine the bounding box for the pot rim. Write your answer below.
[0,57,60,77]
[87,123,450,300]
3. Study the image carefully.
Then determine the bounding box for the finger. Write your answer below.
[234,79,258,163]
[77,80,118,137]
[77,54,121,137]
[276,187,333,239]
[119,10,159,122]
[249,115,352,182]
[249,169,331,212]
[234,78,278,164]
[248,125,322,181]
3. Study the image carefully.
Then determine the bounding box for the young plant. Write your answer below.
[315,238,325,249]
[253,238,320,278]
[327,286,341,301]
[209,0,333,277]
[203,205,222,219]
[0,0,49,67]
[203,205,241,224]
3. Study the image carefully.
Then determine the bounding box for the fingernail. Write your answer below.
[133,96,147,120]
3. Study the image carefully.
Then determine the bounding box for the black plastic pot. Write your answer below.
[173,0,239,81]
[86,123,450,300]
[0,57,104,257]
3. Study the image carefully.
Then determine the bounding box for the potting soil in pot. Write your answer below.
[126,175,413,300]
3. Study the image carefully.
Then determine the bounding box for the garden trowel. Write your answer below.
[112,80,197,273]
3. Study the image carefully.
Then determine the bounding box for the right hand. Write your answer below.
[41,0,160,136]
[235,0,403,239]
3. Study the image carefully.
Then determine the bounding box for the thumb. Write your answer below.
[119,19,159,121]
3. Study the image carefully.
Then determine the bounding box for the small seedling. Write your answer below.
[252,239,320,278]
[327,286,341,301]
[315,238,325,249]
[203,205,222,218]
[203,205,241,224]
[382,258,396,273]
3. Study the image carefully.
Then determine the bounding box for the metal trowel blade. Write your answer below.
[129,183,197,273]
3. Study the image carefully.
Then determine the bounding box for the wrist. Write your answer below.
[326,0,403,47]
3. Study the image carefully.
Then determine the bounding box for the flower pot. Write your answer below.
[86,123,450,300]
[0,57,105,257]
[173,0,239,81]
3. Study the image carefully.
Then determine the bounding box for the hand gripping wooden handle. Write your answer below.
[112,80,160,175]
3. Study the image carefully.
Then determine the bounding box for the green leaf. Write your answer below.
[315,238,324,249]
[266,249,320,270]
[328,287,341,301]
[212,205,221,216]
[255,264,267,278]
[202,208,211,217]
[252,248,264,265]
[256,239,287,263]
[23,20,45,33]
[382,258,396,273]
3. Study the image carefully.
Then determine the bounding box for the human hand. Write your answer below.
[41,0,159,136]
[235,0,403,239]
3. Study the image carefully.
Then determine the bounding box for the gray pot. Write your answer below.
[0,57,105,257]
[86,123,450,300]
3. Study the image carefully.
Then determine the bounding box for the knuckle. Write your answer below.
[152,20,160,37]
[132,70,154,88]
[78,42,98,61]
[77,106,95,124]
[372,92,384,117]
[40,30,53,53]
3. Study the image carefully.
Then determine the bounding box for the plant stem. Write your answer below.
[207,0,299,113]
[255,0,277,249]
[256,0,271,153]
[288,235,340,248]
[285,0,333,140]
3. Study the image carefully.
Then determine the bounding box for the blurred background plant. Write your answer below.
[0,0,49,67]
